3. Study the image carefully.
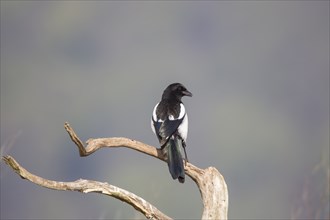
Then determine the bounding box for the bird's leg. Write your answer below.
[182,140,189,165]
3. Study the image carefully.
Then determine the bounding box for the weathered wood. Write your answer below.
[2,122,228,219]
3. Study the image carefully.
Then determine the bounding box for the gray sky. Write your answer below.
[1,1,329,219]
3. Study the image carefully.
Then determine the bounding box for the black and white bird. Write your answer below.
[151,83,192,183]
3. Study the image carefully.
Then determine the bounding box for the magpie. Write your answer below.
[151,83,192,183]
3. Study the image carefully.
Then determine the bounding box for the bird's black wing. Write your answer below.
[152,100,186,147]
[159,116,184,147]
[151,117,162,142]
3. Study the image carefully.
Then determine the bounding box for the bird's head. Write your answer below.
[162,83,192,101]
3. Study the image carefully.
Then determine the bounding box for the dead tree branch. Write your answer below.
[2,122,228,219]
[2,155,170,219]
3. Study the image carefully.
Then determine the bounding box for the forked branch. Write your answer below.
[2,122,228,219]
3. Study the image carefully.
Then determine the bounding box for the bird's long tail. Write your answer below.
[166,138,185,183]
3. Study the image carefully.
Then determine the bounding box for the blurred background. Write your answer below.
[1,1,329,219]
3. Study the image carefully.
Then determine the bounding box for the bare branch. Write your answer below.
[2,122,228,219]
[2,155,171,220]
[64,122,163,159]
[64,122,228,219]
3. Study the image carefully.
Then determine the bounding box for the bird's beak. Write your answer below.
[183,90,193,97]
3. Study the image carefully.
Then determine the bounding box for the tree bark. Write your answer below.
[2,122,228,219]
